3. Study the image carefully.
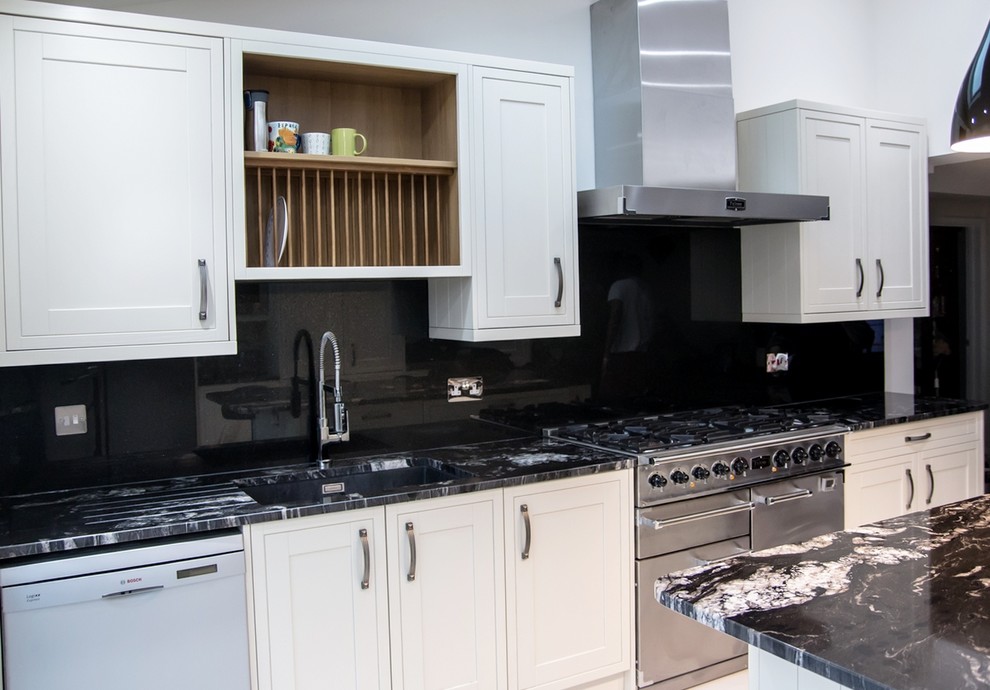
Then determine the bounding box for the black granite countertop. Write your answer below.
[656,494,990,690]
[0,436,628,560]
[0,393,982,565]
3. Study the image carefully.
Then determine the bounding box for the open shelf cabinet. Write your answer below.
[235,48,466,277]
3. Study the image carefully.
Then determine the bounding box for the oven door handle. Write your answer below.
[702,549,753,565]
[639,502,755,530]
[760,489,813,506]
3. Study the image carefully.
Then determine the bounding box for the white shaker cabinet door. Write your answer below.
[247,510,391,690]
[865,121,927,312]
[504,471,631,690]
[474,69,577,331]
[386,491,505,690]
[0,18,231,360]
[920,444,983,511]
[799,113,867,314]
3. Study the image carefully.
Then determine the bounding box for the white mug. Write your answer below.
[300,132,331,155]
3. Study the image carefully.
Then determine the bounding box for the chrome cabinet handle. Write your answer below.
[905,433,932,443]
[855,258,864,298]
[638,502,756,530]
[405,522,416,581]
[926,464,935,505]
[521,504,531,560]
[906,468,915,510]
[359,528,370,590]
[876,258,885,298]
[553,258,563,308]
[198,259,208,321]
[763,489,813,506]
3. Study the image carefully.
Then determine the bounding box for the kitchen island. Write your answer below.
[656,493,990,690]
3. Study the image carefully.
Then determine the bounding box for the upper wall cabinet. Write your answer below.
[736,100,929,323]
[428,67,579,342]
[229,39,470,280]
[0,16,234,366]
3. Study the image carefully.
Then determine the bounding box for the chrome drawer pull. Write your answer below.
[406,522,416,582]
[763,489,813,506]
[855,258,864,297]
[359,528,370,590]
[876,258,885,298]
[553,258,563,308]
[905,432,932,443]
[906,468,915,510]
[521,504,532,560]
[639,502,755,530]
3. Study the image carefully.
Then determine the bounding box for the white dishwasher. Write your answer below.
[0,531,250,690]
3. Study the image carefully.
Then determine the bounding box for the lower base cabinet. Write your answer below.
[244,471,632,690]
[844,412,984,528]
[504,472,631,690]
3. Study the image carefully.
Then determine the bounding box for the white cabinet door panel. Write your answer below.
[248,511,390,690]
[866,122,927,311]
[2,19,228,352]
[387,493,504,690]
[505,472,630,690]
[475,70,575,329]
[844,454,914,528]
[922,445,982,511]
[800,114,866,313]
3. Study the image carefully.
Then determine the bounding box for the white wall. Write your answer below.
[38,0,990,178]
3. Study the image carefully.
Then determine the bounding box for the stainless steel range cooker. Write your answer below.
[548,408,848,690]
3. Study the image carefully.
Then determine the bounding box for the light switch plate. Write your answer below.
[54,404,88,436]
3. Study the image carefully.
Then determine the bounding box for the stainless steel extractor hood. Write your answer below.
[580,0,829,227]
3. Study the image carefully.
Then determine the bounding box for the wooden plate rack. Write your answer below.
[245,152,458,268]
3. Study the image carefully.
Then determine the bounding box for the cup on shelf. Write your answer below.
[300,132,331,155]
[267,121,300,153]
[331,128,367,156]
[243,90,269,152]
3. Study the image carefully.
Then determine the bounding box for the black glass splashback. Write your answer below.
[0,256,884,493]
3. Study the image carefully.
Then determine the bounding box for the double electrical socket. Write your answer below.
[54,404,88,436]
[448,376,483,402]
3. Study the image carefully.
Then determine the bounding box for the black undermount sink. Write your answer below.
[236,459,474,506]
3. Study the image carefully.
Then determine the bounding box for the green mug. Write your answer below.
[331,128,367,156]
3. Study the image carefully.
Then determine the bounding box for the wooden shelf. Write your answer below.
[244,151,457,176]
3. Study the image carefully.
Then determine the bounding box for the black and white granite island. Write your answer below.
[656,494,990,690]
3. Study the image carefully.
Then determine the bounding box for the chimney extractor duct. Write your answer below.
[580,0,829,227]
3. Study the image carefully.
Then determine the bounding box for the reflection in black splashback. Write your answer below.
[0,259,884,493]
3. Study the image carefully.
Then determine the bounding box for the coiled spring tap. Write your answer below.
[318,330,349,465]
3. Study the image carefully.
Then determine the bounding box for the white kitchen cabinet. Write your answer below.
[844,412,984,528]
[246,508,391,690]
[503,471,631,690]
[736,100,928,323]
[429,67,579,342]
[386,491,505,690]
[0,16,234,366]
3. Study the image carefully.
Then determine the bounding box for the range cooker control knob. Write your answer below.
[691,465,711,481]
[648,473,668,489]
[791,447,808,465]
[670,469,690,485]
[825,441,842,459]
[731,457,750,475]
[773,449,790,467]
[809,443,825,462]
[712,461,731,477]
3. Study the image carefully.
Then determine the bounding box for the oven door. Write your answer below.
[636,538,749,688]
[751,470,845,551]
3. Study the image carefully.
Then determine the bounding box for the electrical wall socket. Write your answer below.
[767,353,789,373]
[54,404,88,436]
[447,376,483,402]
